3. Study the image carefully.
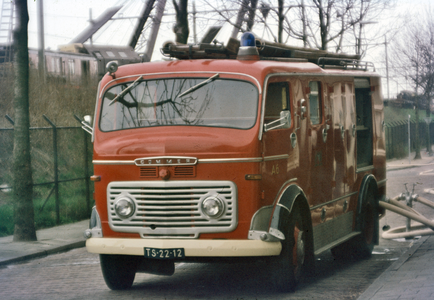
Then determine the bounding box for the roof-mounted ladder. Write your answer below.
[161,36,375,71]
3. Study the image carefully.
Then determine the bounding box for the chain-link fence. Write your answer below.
[385,120,434,159]
[0,115,92,235]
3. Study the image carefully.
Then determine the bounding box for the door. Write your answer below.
[262,78,294,205]
[355,78,373,168]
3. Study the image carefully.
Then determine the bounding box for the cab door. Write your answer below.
[261,78,294,205]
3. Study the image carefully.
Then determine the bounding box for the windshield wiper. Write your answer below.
[178,73,219,98]
[109,75,143,106]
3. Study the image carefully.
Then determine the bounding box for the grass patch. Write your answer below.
[0,203,13,237]
[0,181,91,237]
[384,106,431,124]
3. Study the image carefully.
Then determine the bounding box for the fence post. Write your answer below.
[43,115,60,225]
[408,115,411,164]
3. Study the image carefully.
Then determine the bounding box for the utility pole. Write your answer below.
[414,51,421,159]
[192,1,197,44]
[37,0,45,79]
[89,8,93,45]
[385,36,390,101]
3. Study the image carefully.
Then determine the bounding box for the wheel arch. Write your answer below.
[268,184,315,286]
[269,185,312,243]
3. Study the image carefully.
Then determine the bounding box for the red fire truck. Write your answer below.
[83,32,386,291]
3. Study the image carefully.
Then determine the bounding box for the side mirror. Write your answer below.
[84,115,92,125]
[280,110,291,126]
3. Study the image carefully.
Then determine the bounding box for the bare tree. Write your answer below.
[391,8,434,158]
[202,0,391,55]
[288,0,392,52]
[173,0,189,44]
[246,0,258,32]
[12,0,36,241]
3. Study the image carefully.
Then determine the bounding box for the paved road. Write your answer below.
[0,246,402,300]
[1,163,433,299]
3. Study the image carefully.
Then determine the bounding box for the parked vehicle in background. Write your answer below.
[82,32,386,292]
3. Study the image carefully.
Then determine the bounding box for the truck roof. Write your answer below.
[104,58,378,89]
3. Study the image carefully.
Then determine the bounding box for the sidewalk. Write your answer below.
[358,235,434,300]
[0,219,88,267]
[387,151,434,171]
[358,151,434,299]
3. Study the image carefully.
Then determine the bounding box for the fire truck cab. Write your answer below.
[83,33,386,291]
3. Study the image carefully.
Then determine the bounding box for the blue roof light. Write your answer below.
[240,32,256,47]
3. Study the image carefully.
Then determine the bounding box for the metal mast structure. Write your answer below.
[0,0,15,63]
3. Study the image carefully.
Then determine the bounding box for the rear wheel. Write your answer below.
[100,254,138,290]
[332,182,378,259]
[270,201,313,292]
[353,183,377,258]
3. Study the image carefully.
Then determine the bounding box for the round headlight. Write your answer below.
[114,196,135,219]
[202,196,225,218]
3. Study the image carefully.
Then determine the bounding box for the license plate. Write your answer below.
[144,247,185,259]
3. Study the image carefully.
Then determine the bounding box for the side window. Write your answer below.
[309,81,322,125]
[265,81,290,121]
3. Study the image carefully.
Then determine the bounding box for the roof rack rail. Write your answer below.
[160,36,374,71]
[317,57,375,71]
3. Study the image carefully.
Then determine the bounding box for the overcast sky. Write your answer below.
[22,0,431,50]
[0,0,432,97]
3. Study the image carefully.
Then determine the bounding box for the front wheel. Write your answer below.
[100,254,138,290]
[270,201,313,292]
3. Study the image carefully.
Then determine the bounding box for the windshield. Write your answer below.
[99,77,259,132]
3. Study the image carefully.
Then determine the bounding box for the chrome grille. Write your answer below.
[107,181,237,238]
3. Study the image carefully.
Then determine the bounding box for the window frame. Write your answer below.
[308,81,323,125]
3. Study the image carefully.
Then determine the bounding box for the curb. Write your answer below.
[0,240,85,267]
[387,160,434,171]
[357,236,429,300]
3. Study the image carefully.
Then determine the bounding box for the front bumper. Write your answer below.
[86,238,282,257]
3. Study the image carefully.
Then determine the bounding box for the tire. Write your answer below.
[331,182,378,259]
[270,201,313,292]
[353,182,377,258]
[100,254,139,290]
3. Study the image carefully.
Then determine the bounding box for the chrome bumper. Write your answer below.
[86,237,281,257]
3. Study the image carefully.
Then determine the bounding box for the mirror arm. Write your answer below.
[74,114,93,136]
[264,112,289,132]
[81,122,93,135]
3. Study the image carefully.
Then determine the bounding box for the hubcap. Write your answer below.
[296,230,305,267]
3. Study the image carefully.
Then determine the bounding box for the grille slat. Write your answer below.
[107,180,237,238]
[110,188,225,194]
[140,167,158,178]
[135,195,204,200]
[174,166,195,177]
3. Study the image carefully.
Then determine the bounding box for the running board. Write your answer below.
[314,231,361,256]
